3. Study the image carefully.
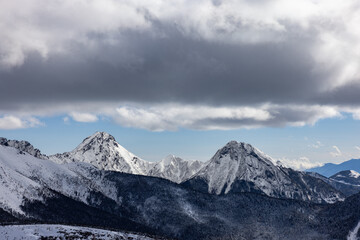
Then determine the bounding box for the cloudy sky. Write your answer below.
[1,0,360,168]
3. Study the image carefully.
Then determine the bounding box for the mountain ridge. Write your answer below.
[0,132,204,184]
[307,158,360,177]
[1,138,360,239]
[0,133,346,203]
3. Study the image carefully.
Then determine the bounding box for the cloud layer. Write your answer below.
[1,0,360,130]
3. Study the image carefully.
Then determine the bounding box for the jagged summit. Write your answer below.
[49,131,151,175]
[86,131,115,141]
[214,141,267,162]
[76,131,116,150]
[0,137,45,159]
[192,140,283,195]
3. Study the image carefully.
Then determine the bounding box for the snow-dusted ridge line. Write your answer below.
[0,132,345,204]
[48,131,205,183]
[0,132,204,184]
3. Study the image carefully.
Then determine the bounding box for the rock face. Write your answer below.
[183,141,344,203]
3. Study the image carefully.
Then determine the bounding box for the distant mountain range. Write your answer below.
[1,132,360,239]
[307,158,360,177]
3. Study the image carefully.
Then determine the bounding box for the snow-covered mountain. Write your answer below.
[330,170,360,186]
[1,140,360,239]
[307,159,360,177]
[147,155,204,183]
[49,132,153,175]
[306,171,360,197]
[0,134,345,204]
[0,146,52,215]
[1,134,343,203]
[48,132,204,183]
[183,141,344,203]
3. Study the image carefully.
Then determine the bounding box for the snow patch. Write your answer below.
[0,224,156,240]
[348,220,360,240]
[350,170,360,178]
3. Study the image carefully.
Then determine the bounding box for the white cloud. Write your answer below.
[276,157,322,170]
[0,102,345,131]
[69,112,98,123]
[0,115,42,130]
[309,141,324,149]
[355,146,360,151]
[330,146,342,157]
[350,109,360,120]
[63,116,70,124]
[113,104,272,131]
[110,103,342,131]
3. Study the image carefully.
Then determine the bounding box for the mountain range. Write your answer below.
[4,131,344,203]
[48,132,204,183]
[308,158,360,177]
[1,132,360,239]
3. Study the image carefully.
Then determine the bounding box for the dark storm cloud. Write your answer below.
[0,25,322,106]
[0,0,359,130]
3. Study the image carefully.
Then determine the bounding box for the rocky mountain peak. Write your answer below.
[0,137,45,159]
[183,140,344,203]
[215,141,266,164]
[72,131,122,155]
[224,140,253,150]
[79,131,115,146]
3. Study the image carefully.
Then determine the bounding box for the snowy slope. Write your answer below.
[348,220,360,240]
[0,224,157,240]
[184,141,344,203]
[0,145,124,216]
[147,155,204,183]
[0,146,57,215]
